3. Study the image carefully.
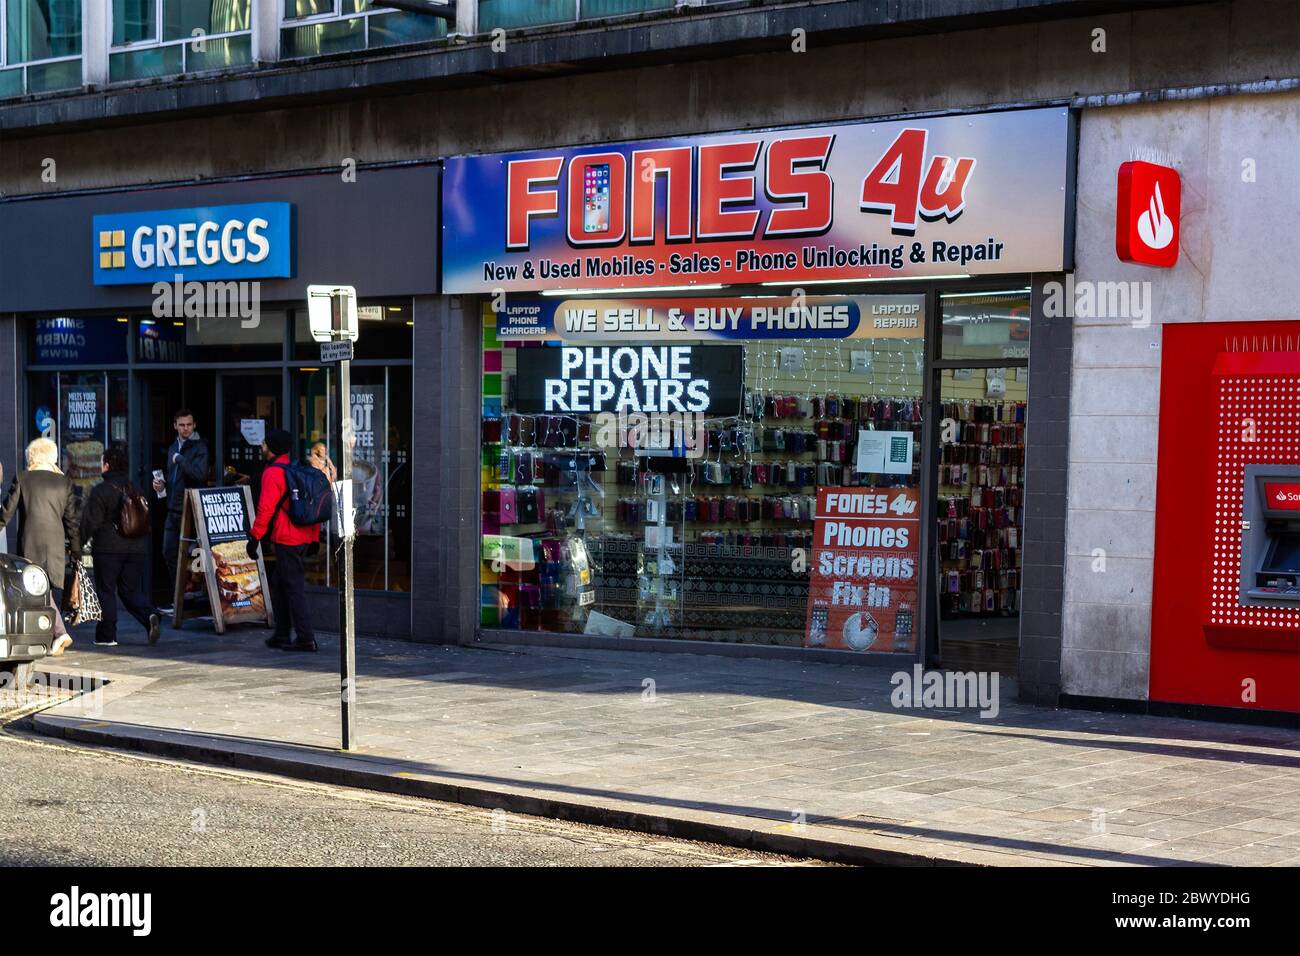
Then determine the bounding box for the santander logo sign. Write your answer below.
[1116,160,1180,267]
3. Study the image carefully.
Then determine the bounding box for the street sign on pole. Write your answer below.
[307,285,358,342]
[320,340,354,364]
[309,285,359,751]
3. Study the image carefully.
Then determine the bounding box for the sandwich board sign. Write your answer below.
[172,486,274,634]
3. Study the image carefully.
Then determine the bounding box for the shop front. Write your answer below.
[0,164,438,635]
[443,107,1077,679]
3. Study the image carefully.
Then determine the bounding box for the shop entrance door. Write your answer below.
[137,370,216,600]
[935,366,1027,676]
[216,372,283,491]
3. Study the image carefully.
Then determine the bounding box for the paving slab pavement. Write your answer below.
[22,619,1300,867]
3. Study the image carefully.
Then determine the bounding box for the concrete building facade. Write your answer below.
[1,0,1297,720]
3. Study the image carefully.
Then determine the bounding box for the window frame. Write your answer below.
[0,0,84,95]
[108,0,253,79]
[279,0,443,55]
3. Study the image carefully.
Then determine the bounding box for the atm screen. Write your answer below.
[1263,535,1300,574]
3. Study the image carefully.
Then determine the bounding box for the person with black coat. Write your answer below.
[81,447,162,647]
[151,408,210,602]
[0,437,80,654]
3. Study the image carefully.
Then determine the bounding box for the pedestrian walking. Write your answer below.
[80,447,162,647]
[249,429,321,652]
[0,438,80,655]
[152,408,209,605]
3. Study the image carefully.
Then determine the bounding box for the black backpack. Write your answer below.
[271,460,333,527]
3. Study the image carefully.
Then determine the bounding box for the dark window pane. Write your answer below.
[580,0,675,19]
[24,56,80,91]
[281,17,364,57]
[478,0,575,31]
[940,291,1032,361]
[110,44,183,81]
[367,10,445,48]
[112,0,155,45]
[163,0,250,42]
[137,311,285,363]
[0,67,26,97]
[186,33,252,71]
[285,0,333,18]
[7,0,82,62]
[30,316,130,366]
[293,301,412,361]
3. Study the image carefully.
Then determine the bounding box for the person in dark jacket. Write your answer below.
[151,408,209,603]
[81,447,162,647]
[0,437,80,653]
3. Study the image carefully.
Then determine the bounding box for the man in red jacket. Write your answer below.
[248,429,320,652]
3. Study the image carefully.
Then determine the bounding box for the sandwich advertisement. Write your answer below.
[179,486,273,632]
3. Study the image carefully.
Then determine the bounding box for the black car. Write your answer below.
[0,553,58,688]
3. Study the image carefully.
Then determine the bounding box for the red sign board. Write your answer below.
[1265,482,1300,512]
[1116,160,1180,267]
[805,487,920,653]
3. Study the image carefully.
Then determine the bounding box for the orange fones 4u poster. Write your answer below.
[805,487,920,653]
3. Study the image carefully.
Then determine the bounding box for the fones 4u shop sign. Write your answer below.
[442,107,1073,292]
[92,203,293,285]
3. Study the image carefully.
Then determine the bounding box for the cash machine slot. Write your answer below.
[1241,465,1300,605]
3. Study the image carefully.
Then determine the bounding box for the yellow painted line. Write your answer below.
[78,721,112,729]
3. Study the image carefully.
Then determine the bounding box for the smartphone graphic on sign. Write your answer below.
[583,163,611,234]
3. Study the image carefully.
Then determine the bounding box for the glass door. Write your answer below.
[216,372,283,491]
[935,366,1026,674]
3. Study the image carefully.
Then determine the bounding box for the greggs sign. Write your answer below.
[442,108,1073,293]
[93,202,293,285]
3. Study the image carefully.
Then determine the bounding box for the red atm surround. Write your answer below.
[1150,322,1300,714]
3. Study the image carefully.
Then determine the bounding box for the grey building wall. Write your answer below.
[1019,275,1072,706]
[2,1,1299,196]
[410,295,481,644]
[1062,87,1300,700]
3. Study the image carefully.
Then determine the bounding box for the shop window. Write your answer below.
[25,370,129,504]
[296,364,411,592]
[136,311,286,363]
[293,299,412,361]
[29,316,129,367]
[108,0,250,82]
[940,289,1031,361]
[480,304,925,649]
[280,0,445,59]
[1,0,83,96]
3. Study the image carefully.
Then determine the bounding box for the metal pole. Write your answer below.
[333,293,357,750]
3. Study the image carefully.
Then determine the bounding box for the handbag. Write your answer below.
[69,559,103,626]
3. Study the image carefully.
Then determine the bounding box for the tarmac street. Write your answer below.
[17,619,1300,867]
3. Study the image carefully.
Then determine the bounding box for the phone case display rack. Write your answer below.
[480,322,928,640]
[937,400,1027,618]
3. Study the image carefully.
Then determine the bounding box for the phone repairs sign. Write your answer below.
[514,344,743,416]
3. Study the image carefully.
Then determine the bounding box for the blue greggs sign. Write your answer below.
[92,202,293,285]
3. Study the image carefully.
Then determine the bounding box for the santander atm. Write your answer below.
[1241,464,1300,605]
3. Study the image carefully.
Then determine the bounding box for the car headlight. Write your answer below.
[21,565,48,597]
